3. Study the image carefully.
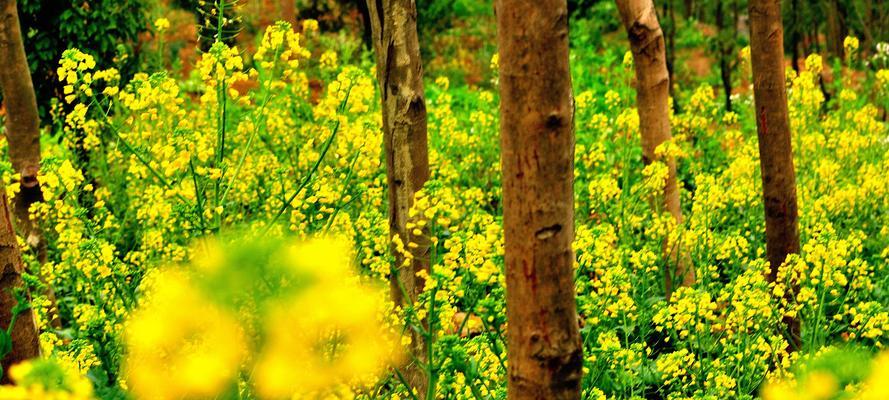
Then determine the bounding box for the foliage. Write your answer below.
[416,0,491,34]
[17,0,148,118]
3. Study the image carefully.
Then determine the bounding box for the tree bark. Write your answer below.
[0,0,45,258]
[748,0,802,349]
[616,0,695,298]
[365,0,430,396]
[0,190,39,382]
[496,1,583,399]
[0,0,62,330]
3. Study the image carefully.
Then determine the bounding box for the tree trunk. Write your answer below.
[0,0,44,257]
[354,0,374,50]
[789,0,801,72]
[715,0,733,112]
[824,0,844,59]
[0,0,59,330]
[496,1,583,399]
[748,0,802,350]
[662,0,681,113]
[0,190,39,382]
[616,0,694,299]
[365,0,431,396]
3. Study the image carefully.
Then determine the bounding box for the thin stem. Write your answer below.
[264,86,353,231]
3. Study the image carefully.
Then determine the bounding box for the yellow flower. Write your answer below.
[805,53,823,75]
[124,270,247,400]
[154,17,170,33]
[844,36,860,55]
[320,50,338,70]
[623,50,634,68]
[254,283,397,398]
[302,19,319,33]
[0,359,94,400]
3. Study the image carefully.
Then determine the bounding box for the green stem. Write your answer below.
[264,86,353,231]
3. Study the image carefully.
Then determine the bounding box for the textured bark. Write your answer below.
[0,191,39,382]
[616,0,694,297]
[0,0,60,330]
[367,0,430,308]
[496,1,583,399]
[0,0,44,253]
[365,0,430,395]
[748,0,802,349]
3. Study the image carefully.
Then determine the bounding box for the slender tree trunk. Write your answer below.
[496,1,583,398]
[0,0,59,330]
[0,0,43,256]
[748,0,802,350]
[616,0,694,299]
[810,21,820,54]
[865,0,873,37]
[715,0,733,112]
[0,190,39,382]
[824,0,844,59]
[365,0,431,396]
[790,0,801,71]
[661,0,681,113]
[354,0,373,50]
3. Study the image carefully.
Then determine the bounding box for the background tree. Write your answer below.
[786,0,803,71]
[661,0,680,113]
[616,0,695,297]
[713,0,737,112]
[823,0,845,60]
[748,0,801,348]
[365,0,431,395]
[496,0,583,398]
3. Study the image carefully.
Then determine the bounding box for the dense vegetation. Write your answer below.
[0,1,886,399]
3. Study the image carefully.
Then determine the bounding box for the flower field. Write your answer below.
[0,1,887,399]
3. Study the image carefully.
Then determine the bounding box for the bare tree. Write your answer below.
[365,0,431,395]
[496,1,583,398]
[748,0,802,349]
[616,0,695,298]
[0,0,45,260]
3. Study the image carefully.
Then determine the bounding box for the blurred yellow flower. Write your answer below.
[124,270,246,400]
[154,17,170,33]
